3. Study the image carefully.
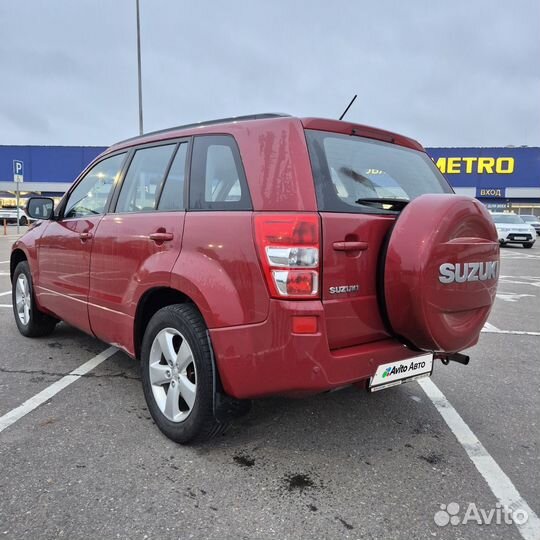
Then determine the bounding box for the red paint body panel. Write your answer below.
[210,299,419,399]
[88,212,186,354]
[170,212,269,328]
[11,223,50,313]
[320,212,395,349]
[35,217,102,334]
[300,118,425,152]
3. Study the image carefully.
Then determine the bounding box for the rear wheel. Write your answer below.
[19,216,28,226]
[12,261,57,337]
[523,242,534,249]
[140,304,226,444]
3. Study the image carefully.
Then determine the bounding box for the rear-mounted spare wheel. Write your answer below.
[382,194,499,352]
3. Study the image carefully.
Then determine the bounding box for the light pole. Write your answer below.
[136,0,144,135]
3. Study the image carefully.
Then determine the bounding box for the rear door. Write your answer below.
[305,129,453,350]
[88,141,189,352]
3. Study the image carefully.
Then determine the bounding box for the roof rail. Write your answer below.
[115,113,291,146]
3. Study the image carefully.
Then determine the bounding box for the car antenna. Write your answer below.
[339,94,357,120]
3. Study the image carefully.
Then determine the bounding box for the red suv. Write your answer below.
[11,114,499,443]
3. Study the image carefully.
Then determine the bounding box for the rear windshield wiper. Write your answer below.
[354,197,410,210]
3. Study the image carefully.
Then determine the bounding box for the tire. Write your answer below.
[140,304,226,444]
[523,243,534,249]
[12,261,57,337]
[19,216,28,226]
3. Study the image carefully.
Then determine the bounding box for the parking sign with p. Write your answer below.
[13,160,24,183]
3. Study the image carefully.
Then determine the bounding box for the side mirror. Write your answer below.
[26,197,55,220]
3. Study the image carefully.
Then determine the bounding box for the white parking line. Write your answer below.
[0,304,12,307]
[0,346,118,433]
[482,322,540,336]
[0,291,11,297]
[482,322,500,332]
[0,260,9,264]
[497,293,535,303]
[419,378,540,540]
[483,328,540,337]
[0,272,10,276]
[500,278,540,288]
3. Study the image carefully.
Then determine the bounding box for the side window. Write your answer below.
[64,153,126,219]
[189,135,251,210]
[158,143,188,211]
[116,144,176,213]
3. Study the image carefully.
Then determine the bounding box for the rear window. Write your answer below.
[305,130,452,214]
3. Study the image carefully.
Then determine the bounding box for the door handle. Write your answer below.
[79,232,93,241]
[333,241,368,252]
[149,232,174,242]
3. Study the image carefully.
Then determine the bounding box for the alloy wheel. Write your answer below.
[149,328,197,422]
[15,274,31,325]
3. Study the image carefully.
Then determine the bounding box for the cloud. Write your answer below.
[0,0,539,146]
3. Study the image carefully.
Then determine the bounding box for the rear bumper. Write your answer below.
[210,299,425,399]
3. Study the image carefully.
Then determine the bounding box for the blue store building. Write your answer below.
[428,147,540,213]
[1,144,539,215]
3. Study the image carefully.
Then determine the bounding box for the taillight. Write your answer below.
[254,213,320,299]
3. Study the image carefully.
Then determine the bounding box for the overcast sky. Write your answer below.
[1,0,539,147]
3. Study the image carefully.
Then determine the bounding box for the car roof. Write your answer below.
[106,113,425,154]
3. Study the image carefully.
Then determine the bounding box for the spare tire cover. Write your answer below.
[383,194,499,352]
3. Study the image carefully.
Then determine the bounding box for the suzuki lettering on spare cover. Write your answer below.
[438,261,499,284]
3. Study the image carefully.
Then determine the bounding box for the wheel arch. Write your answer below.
[135,287,251,427]
[133,286,202,360]
[10,248,28,283]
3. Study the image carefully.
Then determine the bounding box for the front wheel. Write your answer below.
[140,304,226,444]
[12,261,57,337]
[19,216,28,226]
[523,242,534,249]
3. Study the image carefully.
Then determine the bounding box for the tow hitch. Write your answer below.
[435,352,470,366]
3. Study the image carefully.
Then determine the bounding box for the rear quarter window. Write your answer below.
[189,135,252,211]
[306,129,452,214]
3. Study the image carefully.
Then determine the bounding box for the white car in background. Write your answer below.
[491,212,536,248]
[0,206,32,226]
[520,214,540,236]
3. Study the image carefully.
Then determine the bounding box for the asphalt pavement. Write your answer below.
[0,226,538,540]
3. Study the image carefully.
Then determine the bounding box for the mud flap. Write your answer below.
[206,331,251,423]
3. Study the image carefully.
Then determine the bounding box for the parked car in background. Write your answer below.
[0,206,32,226]
[519,214,540,236]
[491,212,536,248]
[11,114,500,444]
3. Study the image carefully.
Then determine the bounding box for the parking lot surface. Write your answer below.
[0,228,539,540]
